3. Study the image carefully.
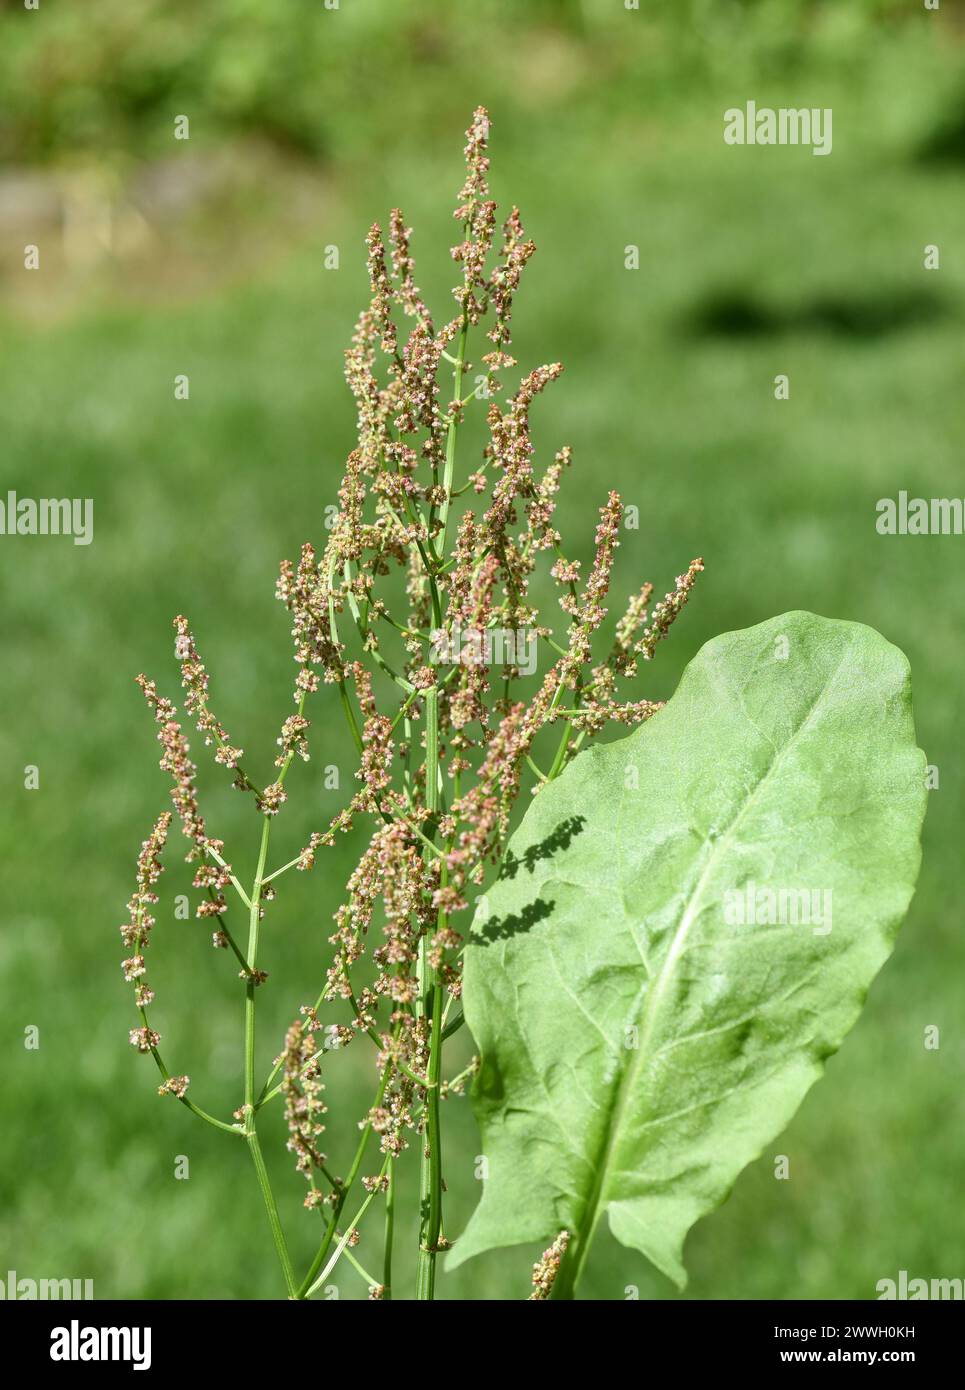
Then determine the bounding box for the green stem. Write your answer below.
[204,844,253,909]
[416,682,443,1299]
[435,314,469,565]
[247,1128,297,1298]
[443,1057,478,1095]
[337,675,364,754]
[327,555,365,755]
[342,1244,382,1293]
[549,1236,586,1300]
[299,1202,344,1301]
[344,558,415,694]
[244,816,271,1112]
[296,1062,392,1299]
[345,987,434,1087]
[417,973,444,1300]
[546,723,572,781]
[412,305,470,1299]
[256,1045,324,1110]
[440,1009,464,1042]
[416,681,448,1298]
[242,813,296,1297]
[304,1155,390,1298]
[260,855,302,886]
[144,1038,242,1136]
[177,1097,242,1135]
[383,1158,395,1300]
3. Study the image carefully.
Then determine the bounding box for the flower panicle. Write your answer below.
[173,615,244,773]
[119,810,172,1050]
[136,674,207,853]
[635,557,705,660]
[528,1230,570,1300]
[281,1011,328,1187]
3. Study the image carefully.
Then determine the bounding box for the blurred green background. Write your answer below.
[1,0,963,1301]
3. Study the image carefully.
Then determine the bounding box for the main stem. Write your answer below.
[417,686,443,1299]
[383,1158,395,1299]
[548,1228,593,1300]
[415,313,468,1299]
[436,315,469,565]
[244,814,297,1298]
[417,970,444,1298]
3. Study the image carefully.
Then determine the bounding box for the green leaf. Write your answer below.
[450,612,926,1294]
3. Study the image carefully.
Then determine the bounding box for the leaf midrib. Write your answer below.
[566,644,850,1278]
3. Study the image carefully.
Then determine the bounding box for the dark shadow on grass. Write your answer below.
[687,287,948,339]
[918,97,965,166]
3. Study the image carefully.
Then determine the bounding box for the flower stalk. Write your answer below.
[115,107,701,1301]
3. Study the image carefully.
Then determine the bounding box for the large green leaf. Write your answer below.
[450,612,926,1293]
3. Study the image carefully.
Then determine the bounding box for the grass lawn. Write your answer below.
[1,9,962,1298]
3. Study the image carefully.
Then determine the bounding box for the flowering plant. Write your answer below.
[120,106,700,1299]
[118,109,924,1301]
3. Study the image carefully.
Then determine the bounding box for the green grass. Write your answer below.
[1,7,963,1299]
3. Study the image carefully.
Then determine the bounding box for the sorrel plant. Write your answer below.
[118,109,926,1301]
